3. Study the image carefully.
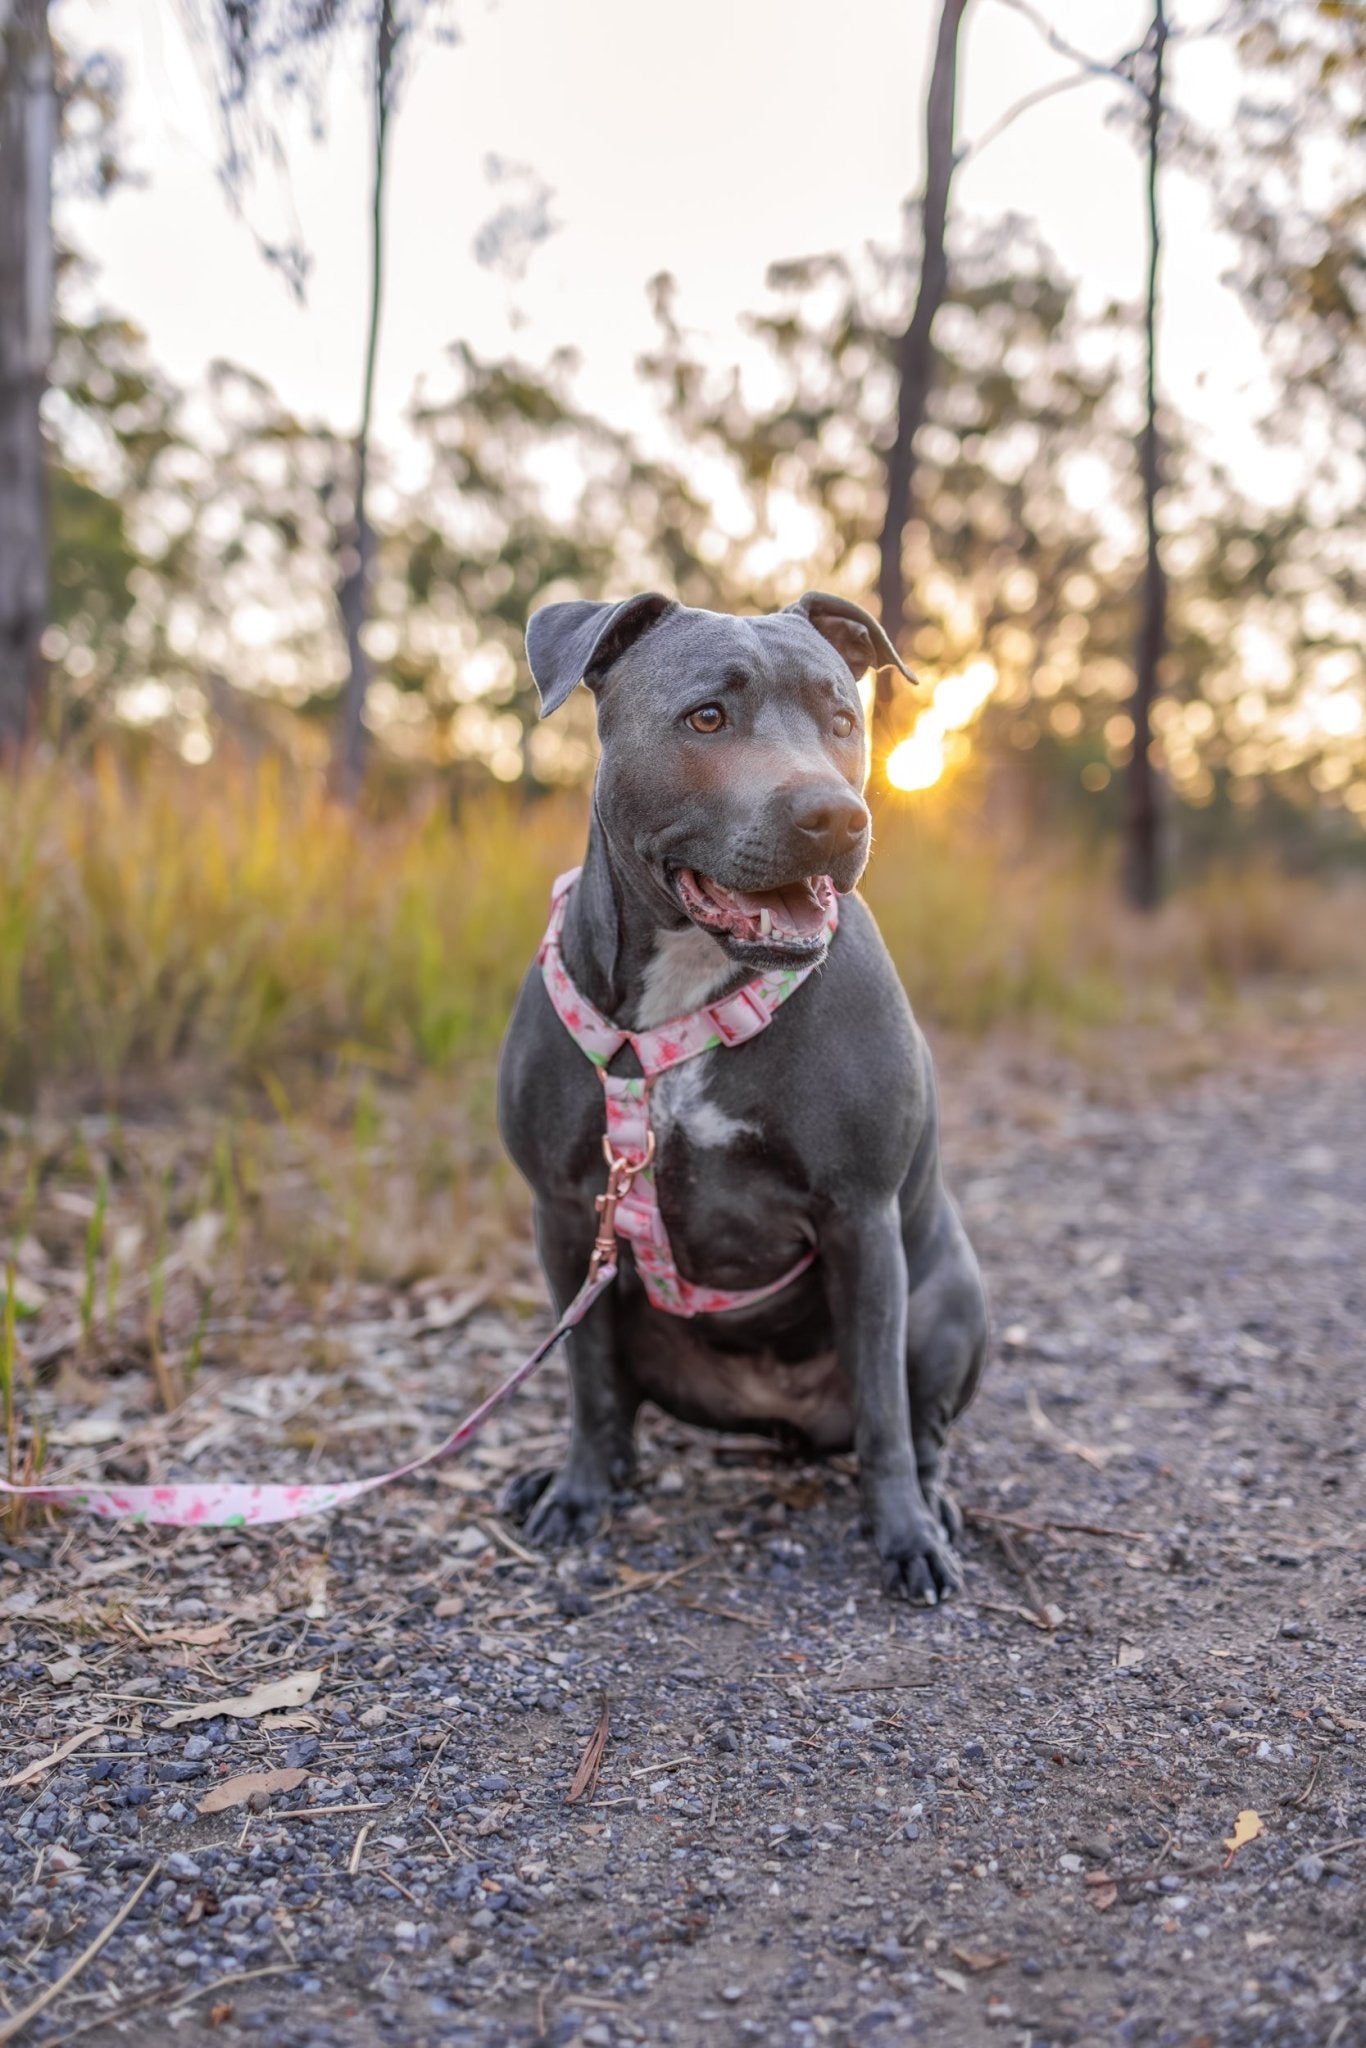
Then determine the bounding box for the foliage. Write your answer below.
[1220,0,1366,476]
[33,4,1366,834]
[45,318,349,751]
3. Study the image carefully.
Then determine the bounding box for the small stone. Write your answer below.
[47,1847,82,1873]
[721,1985,743,2003]
[165,1852,202,1882]
[393,1920,418,1945]
[359,1704,388,1729]
[1295,1854,1326,1885]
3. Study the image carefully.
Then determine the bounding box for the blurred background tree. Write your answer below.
[3,0,1363,867]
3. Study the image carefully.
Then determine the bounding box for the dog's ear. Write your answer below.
[787,592,915,684]
[526,593,677,718]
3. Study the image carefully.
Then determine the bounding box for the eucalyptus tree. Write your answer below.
[0,0,55,755]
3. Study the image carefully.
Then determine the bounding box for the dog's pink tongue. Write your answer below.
[709,877,829,939]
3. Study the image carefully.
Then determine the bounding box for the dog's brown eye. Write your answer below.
[687,704,726,734]
[832,710,856,739]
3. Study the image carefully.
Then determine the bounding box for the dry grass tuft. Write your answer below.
[2,754,1363,1104]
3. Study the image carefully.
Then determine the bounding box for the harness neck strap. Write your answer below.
[539,867,838,1076]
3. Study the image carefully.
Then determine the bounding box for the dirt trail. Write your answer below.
[2,1035,1363,2048]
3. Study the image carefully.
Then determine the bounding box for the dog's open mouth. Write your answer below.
[674,869,835,952]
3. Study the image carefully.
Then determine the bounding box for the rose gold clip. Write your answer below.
[588,1129,656,1282]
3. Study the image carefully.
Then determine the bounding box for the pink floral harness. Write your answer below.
[538,867,839,1317]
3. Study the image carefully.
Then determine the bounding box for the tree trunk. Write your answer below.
[0,0,54,759]
[875,0,969,760]
[335,0,397,802]
[1125,0,1167,910]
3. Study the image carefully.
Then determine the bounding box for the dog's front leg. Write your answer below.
[502,1200,639,1547]
[822,1198,964,1604]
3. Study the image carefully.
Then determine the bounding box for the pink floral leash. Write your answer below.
[0,868,834,1530]
[0,1267,616,1528]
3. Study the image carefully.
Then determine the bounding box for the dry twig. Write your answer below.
[565,1694,610,1805]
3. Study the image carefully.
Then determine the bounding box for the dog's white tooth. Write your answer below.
[758,907,772,938]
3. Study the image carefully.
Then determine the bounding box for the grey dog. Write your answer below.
[497,591,988,1601]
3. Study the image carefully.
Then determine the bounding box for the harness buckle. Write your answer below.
[706,985,772,1047]
[588,1130,656,1282]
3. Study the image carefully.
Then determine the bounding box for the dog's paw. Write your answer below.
[503,1467,608,1548]
[877,1514,964,1606]
[499,1466,557,1525]
[925,1482,963,1545]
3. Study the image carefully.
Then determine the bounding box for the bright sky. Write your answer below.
[60,0,1288,503]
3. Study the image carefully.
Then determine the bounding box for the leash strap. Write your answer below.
[0,1265,616,1529]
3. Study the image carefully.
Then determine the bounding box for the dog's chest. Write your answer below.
[648,1054,810,1285]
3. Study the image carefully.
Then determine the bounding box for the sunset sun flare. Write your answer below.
[884,659,998,794]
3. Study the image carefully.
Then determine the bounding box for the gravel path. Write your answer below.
[2,1035,1363,2048]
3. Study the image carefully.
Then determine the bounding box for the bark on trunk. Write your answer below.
[335,0,397,802]
[0,0,54,758]
[1125,0,1167,910]
[874,0,969,760]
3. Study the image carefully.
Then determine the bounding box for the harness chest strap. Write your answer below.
[538,866,839,1318]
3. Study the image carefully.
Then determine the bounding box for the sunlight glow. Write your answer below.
[885,722,947,792]
[885,660,997,793]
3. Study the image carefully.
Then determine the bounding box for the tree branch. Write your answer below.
[993,0,1145,94]
[957,67,1106,167]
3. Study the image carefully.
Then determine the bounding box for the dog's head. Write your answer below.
[526,592,912,971]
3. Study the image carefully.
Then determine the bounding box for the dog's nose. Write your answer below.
[791,789,870,848]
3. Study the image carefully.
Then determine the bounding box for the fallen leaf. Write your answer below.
[46,1655,83,1685]
[933,1966,968,1994]
[146,1622,231,1648]
[208,2003,234,2027]
[1224,1809,1265,1856]
[257,1711,319,1732]
[950,1947,1010,1973]
[566,1694,611,1805]
[197,1767,309,1814]
[163,1669,322,1728]
[45,1417,126,1447]
[1090,1881,1119,1911]
[1,1723,106,1790]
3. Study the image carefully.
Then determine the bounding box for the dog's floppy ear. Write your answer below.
[526,593,677,718]
[787,592,915,684]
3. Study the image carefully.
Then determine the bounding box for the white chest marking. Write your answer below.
[634,927,757,1152]
[651,1058,759,1150]
[634,925,734,1030]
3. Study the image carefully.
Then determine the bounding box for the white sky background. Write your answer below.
[60,0,1287,505]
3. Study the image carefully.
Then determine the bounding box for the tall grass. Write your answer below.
[1,751,1362,1102]
[0,753,580,1099]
